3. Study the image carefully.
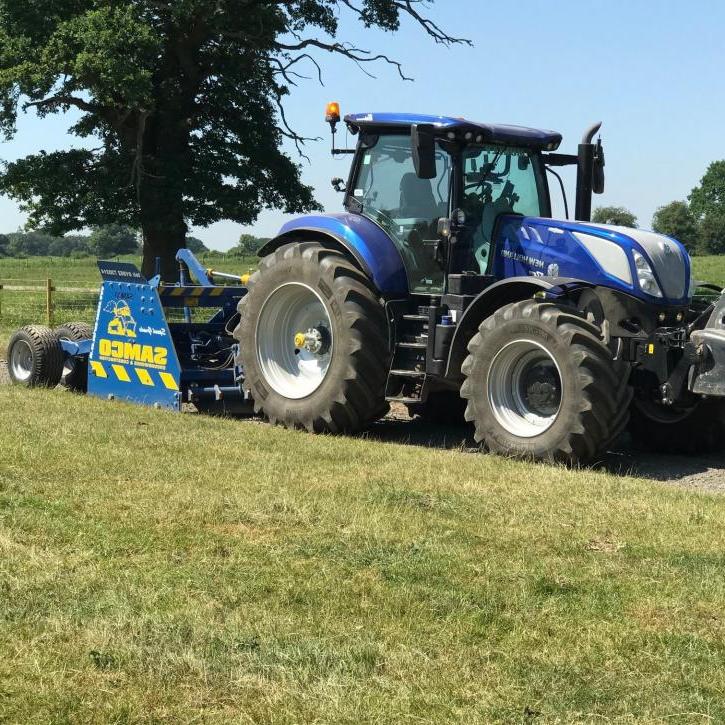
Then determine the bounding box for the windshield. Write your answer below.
[352,134,450,293]
[462,145,547,272]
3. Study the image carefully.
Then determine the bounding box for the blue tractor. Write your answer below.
[8,105,725,465]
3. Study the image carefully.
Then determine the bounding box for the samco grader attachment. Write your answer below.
[9,103,725,465]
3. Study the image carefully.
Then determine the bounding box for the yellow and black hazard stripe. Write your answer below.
[159,286,227,298]
[90,361,179,390]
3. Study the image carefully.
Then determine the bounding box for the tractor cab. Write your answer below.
[336,112,568,296]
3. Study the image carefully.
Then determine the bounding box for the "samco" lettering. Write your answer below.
[98,338,167,367]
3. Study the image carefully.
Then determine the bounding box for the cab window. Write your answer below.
[352,134,450,293]
[462,146,546,272]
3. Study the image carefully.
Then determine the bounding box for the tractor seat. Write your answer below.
[399,173,437,219]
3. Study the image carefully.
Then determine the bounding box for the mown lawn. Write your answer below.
[2,385,725,723]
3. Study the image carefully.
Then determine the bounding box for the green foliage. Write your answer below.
[88,224,138,257]
[185,236,208,254]
[0,1,465,275]
[652,201,699,253]
[698,208,725,255]
[231,233,270,257]
[689,160,725,221]
[591,206,638,228]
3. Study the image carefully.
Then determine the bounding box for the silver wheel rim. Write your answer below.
[487,339,563,438]
[255,282,333,399]
[10,339,34,382]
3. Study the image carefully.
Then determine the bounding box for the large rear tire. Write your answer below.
[628,397,725,454]
[460,300,632,465]
[233,242,390,432]
[7,325,64,388]
[55,321,93,392]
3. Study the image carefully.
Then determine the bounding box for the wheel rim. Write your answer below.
[10,339,34,382]
[487,339,563,438]
[255,283,333,399]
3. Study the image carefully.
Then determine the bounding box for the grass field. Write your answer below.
[2,386,725,722]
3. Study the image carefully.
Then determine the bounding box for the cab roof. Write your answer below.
[344,112,562,151]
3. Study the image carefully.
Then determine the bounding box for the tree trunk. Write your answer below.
[138,160,189,282]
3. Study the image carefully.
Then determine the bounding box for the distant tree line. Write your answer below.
[0,225,220,259]
[593,160,725,255]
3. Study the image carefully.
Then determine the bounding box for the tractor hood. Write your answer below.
[493,216,692,306]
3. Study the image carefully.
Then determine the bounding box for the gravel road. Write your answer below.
[2,359,724,492]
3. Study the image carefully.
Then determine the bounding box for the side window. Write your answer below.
[463,147,544,273]
[353,134,450,293]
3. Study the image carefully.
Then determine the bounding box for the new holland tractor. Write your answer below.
[8,105,725,465]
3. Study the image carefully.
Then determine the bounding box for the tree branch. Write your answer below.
[24,95,98,114]
[395,0,472,46]
[274,38,412,80]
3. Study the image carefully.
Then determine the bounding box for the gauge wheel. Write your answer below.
[7,325,64,388]
[233,242,390,432]
[460,300,632,465]
[55,321,93,392]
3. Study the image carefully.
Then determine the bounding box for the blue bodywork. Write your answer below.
[344,113,562,150]
[273,213,409,296]
[492,216,691,306]
[271,211,690,306]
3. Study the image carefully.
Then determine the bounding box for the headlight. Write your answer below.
[633,250,663,298]
[689,266,697,297]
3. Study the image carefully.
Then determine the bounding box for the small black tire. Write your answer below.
[7,325,64,388]
[407,391,468,425]
[628,397,725,454]
[233,242,390,432]
[55,321,93,392]
[460,300,632,465]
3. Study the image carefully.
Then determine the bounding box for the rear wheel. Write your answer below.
[628,397,725,454]
[460,300,632,465]
[7,325,64,388]
[233,242,390,432]
[55,321,93,392]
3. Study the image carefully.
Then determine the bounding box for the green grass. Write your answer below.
[692,254,725,288]
[2,386,725,722]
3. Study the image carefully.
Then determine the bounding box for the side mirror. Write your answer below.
[411,124,437,179]
[592,138,605,194]
[331,177,346,193]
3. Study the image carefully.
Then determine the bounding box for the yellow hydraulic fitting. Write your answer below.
[294,332,306,348]
[241,272,251,285]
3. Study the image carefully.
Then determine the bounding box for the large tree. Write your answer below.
[591,205,638,228]
[651,200,699,253]
[0,1,467,278]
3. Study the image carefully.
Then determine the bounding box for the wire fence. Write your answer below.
[0,278,99,329]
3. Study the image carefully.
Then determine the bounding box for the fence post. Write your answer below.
[0,282,3,322]
[46,278,53,327]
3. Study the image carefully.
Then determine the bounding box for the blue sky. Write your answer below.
[1,0,723,250]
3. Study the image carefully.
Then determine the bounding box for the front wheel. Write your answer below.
[233,242,390,432]
[460,300,632,465]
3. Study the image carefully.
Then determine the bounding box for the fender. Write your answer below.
[258,213,408,296]
[445,276,590,379]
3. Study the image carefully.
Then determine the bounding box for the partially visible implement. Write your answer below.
[8,249,252,415]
